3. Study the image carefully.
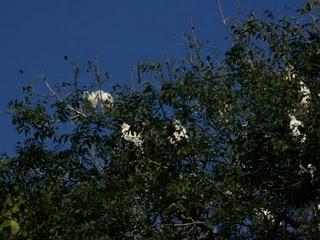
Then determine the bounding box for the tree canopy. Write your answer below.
[1,1,320,239]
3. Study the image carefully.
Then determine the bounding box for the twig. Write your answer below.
[310,13,320,32]
[216,0,228,28]
[160,221,206,228]
[190,19,203,69]
[42,75,87,118]
[89,143,105,177]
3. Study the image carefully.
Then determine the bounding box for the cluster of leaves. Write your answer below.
[0,157,21,237]
[1,1,320,239]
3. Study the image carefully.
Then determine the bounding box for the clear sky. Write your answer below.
[0,0,306,153]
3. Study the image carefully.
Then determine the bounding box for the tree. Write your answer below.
[1,1,320,239]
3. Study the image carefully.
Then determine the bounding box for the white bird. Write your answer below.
[83,90,113,111]
[121,123,143,148]
[169,120,188,144]
[289,114,306,142]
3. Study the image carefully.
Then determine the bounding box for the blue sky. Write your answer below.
[0,0,305,153]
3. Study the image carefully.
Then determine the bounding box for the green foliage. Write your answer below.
[298,0,320,14]
[1,1,320,239]
[0,196,21,236]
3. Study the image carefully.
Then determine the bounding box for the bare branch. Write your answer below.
[42,75,87,118]
[160,221,206,228]
[216,0,228,28]
[89,143,105,177]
